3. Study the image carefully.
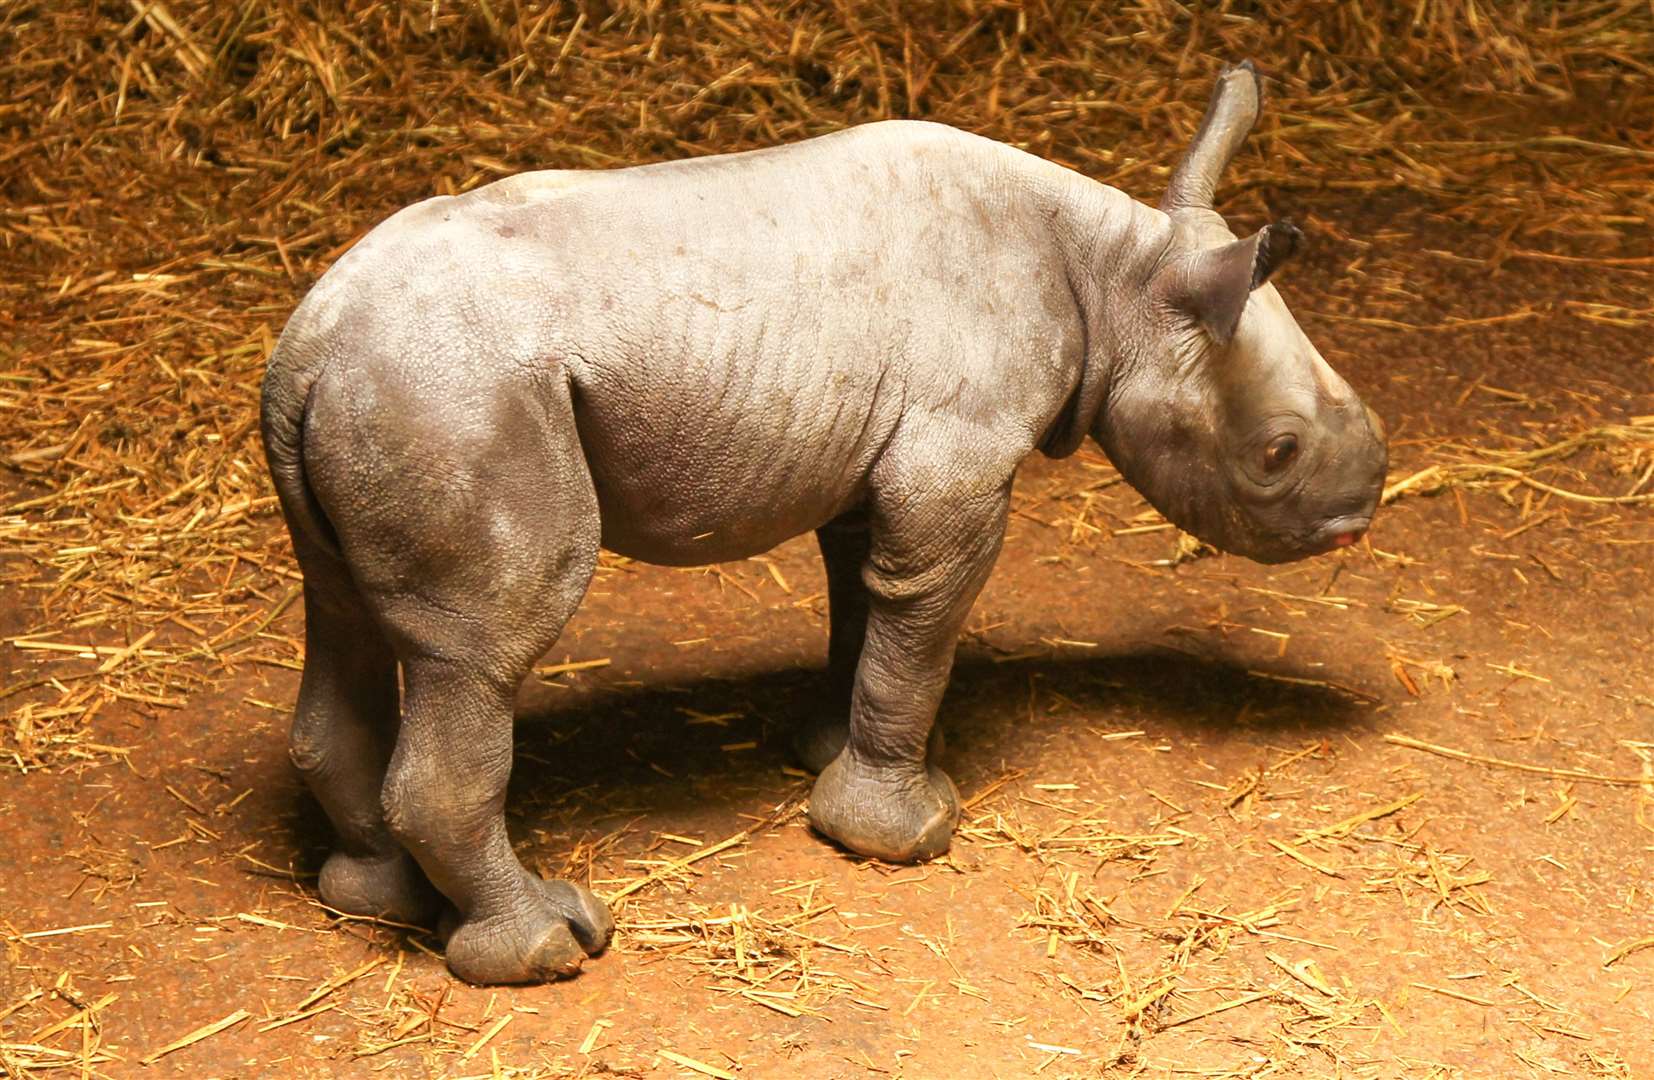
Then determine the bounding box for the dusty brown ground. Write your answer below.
[3,198,1652,1078]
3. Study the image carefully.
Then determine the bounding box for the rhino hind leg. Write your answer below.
[807,465,1010,862]
[288,535,442,926]
[302,361,611,984]
[388,650,611,984]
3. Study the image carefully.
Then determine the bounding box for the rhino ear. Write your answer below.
[1179,220,1302,345]
[1247,219,1301,289]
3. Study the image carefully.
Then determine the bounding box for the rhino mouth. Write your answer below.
[1306,515,1371,555]
[1238,514,1371,564]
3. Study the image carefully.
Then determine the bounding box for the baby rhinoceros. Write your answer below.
[261,61,1386,985]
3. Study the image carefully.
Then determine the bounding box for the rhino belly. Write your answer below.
[571,361,883,567]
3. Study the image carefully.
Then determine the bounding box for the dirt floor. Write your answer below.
[4,3,1654,1076]
[3,195,1652,1077]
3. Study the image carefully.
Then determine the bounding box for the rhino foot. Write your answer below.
[318,850,443,926]
[441,872,613,985]
[808,752,960,863]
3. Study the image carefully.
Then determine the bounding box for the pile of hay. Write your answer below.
[3,0,1652,766]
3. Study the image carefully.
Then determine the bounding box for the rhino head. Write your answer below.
[1095,61,1388,564]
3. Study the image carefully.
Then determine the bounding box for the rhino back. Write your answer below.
[294,122,1087,565]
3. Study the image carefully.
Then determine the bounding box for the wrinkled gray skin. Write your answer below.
[260,62,1386,985]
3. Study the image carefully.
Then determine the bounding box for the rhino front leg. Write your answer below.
[795,511,948,773]
[808,473,1009,862]
[792,512,870,773]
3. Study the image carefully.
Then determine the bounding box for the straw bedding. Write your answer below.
[3,0,1652,765]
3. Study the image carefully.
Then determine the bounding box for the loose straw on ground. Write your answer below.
[3,1,1654,771]
[1385,734,1652,787]
[138,1010,251,1066]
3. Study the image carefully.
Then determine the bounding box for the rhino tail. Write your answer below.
[259,345,343,560]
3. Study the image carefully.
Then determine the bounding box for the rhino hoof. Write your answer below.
[442,874,613,985]
[446,915,586,985]
[538,877,615,955]
[808,754,960,863]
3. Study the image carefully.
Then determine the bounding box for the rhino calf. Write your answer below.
[261,61,1385,984]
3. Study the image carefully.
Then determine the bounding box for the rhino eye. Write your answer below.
[1264,433,1299,471]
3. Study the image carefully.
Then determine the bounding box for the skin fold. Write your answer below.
[260,61,1387,985]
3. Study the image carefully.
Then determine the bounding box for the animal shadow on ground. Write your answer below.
[498,648,1371,848]
[278,647,1370,934]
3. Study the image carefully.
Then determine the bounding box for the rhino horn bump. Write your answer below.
[1161,60,1264,214]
